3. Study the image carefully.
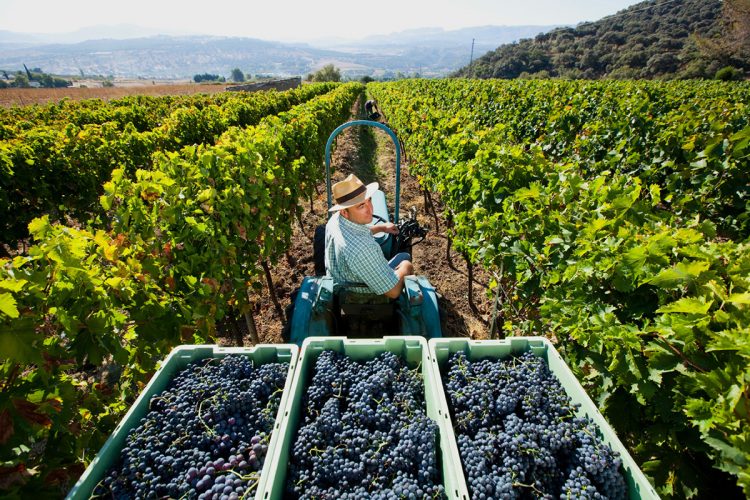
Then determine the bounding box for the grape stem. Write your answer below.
[197,395,219,436]
[87,479,106,499]
[513,480,546,496]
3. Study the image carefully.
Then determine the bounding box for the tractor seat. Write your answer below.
[334,281,395,323]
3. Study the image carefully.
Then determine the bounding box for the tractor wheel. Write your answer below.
[313,224,326,276]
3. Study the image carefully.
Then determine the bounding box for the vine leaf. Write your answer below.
[727,293,750,305]
[12,399,52,428]
[0,292,18,319]
[647,261,709,288]
[0,320,41,364]
[0,463,31,491]
[656,297,712,315]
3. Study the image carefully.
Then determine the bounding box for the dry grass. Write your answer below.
[0,83,229,107]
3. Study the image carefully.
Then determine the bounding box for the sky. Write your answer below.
[0,0,646,42]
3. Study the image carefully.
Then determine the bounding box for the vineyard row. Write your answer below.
[369,78,750,498]
[0,82,339,246]
[0,82,363,495]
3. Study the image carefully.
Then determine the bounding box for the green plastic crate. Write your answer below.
[258,336,469,500]
[428,337,660,500]
[66,343,299,500]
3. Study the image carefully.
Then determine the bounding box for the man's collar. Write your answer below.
[337,212,370,233]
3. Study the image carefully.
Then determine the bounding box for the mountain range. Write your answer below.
[0,24,558,80]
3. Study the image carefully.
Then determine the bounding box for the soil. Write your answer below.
[232,99,495,345]
[0,82,227,107]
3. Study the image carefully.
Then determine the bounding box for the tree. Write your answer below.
[231,68,245,83]
[309,64,341,82]
[645,52,680,76]
[32,72,71,88]
[715,65,744,80]
[194,73,225,83]
[12,73,29,88]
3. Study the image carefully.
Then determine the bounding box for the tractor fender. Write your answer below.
[396,276,442,338]
[416,275,442,338]
[289,276,335,345]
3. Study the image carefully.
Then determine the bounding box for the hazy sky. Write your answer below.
[0,0,645,41]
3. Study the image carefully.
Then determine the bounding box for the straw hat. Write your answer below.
[329,174,379,212]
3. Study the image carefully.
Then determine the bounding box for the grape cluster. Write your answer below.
[93,355,288,499]
[443,351,627,500]
[285,350,446,499]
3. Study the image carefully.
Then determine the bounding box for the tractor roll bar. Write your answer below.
[324,120,401,223]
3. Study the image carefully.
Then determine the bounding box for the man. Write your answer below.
[364,99,381,120]
[325,174,413,299]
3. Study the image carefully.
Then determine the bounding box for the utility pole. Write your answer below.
[469,38,475,77]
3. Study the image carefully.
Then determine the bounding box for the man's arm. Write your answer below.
[370,222,398,235]
[384,260,414,299]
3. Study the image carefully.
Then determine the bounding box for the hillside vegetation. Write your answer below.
[454,0,745,80]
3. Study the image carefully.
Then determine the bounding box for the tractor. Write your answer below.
[286,120,442,344]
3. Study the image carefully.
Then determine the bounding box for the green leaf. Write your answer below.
[706,329,750,358]
[649,184,661,207]
[657,297,712,315]
[647,261,710,288]
[0,292,19,319]
[0,319,42,363]
[703,436,747,469]
[727,293,750,305]
[683,398,716,433]
[27,216,51,240]
[100,193,112,211]
[623,246,648,268]
[197,187,215,202]
[514,183,541,201]
[0,279,27,293]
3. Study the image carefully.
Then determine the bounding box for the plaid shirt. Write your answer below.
[324,212,398,295]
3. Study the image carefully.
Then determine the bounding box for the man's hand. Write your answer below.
[371,222,398,235]
[385,260,414,299]
[395,260,414,277]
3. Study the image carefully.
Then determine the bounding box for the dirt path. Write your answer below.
[228,98,494,345]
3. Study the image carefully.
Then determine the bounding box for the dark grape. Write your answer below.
[93,354,288,499]
[443,350,628,500]
[285,350,446,499]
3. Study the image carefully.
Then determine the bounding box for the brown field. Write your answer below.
[0,82,229,107]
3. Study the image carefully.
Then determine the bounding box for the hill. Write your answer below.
[453,0,738,79]
[0,25,556,80]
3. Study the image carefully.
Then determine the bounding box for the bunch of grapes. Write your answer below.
[94,355,288,499]
[443,351,627,500]
[285,350,446,499]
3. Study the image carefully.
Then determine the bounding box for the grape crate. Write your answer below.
[285,349,445,499]
[66,345,298,500]
[94,355,288,498]
[259,337,463,500]
[429,338,660,500]
[444,350,626,499]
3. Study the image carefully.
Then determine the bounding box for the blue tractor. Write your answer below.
[287,120,443,344]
